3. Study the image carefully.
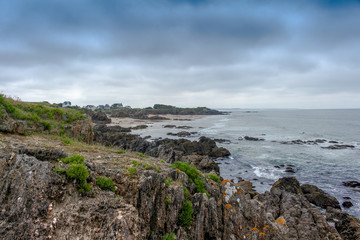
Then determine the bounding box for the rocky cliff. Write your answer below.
[0,132,359,240]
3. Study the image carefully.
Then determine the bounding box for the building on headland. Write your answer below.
[58,101,71,107]
[85,105,96,111]
[111,103,123,109]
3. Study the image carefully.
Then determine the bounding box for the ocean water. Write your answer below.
[133,109,360,218]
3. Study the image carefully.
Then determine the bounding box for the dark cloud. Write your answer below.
[0,0,359,108]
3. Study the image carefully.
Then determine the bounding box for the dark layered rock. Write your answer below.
[322,145,355,150]
[326,207,360,240]
[301,184,341,209]
[214,138,231,144]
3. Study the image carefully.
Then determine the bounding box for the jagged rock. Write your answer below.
[301,184,341,209]
[18,148,68,161]
[214,138,231,144]
[167,131,192,137]
[284,166,296,173]
[271,177,302,194]
[326,207,360,240]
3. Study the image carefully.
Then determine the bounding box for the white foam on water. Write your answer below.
[253,166,281,180]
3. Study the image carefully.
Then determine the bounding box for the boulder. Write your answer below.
[301,184,341,209]
[271,177,302,194]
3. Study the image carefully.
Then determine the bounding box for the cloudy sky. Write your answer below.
[0,0,359,108]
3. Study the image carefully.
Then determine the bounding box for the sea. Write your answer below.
[133,109,360,218]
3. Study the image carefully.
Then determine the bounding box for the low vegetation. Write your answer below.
[162,233,176,240]
[171,162,208,195]
[56,154,91,193]
[206,173,221,183]
[179,200,194,227]
[96,177,115,192]
[0,94,87,139]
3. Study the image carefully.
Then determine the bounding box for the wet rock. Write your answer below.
[342,201,353,208]
[130,125,148,130]
[163,125,176,128]
[322,145,355,150]
[343,181,360,188]
[274,165,281,168]
[329,141,339,144]
[284,166,296,173]
[315,139,327,143]
[243,136,265,141]
[176,126,192,129]
[214,138,231,144]
[167,131,192,137]
[301,184,341,209]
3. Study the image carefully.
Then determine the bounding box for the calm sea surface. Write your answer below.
[134,109,360,218]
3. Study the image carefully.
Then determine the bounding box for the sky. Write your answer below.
[0,0,359,109]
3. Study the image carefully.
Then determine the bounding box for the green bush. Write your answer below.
[117,149,126,154]
[136,152,149,158]
[206,174,220,183]
[58,154,85,164]
[97,176,115,192]
[66,163,89,183]
[131,160,141,167]
[179,200,193,227]
[60,136,74,145]
[128,167,137,177]
[162,233,176,240]
[165,177,173,187]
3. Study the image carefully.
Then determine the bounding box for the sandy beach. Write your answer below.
[108,114,206,128]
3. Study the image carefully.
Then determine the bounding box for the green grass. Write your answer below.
[96,177,115,192]
[205,174,220,183]
[117,149,126,154]
[54,166,66,174]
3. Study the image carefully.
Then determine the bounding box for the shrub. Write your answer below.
[117,149,126,154]
[165,177,173,187]
[41,120,52,131]
[66,163,89,183]
[179,200,193,227]
[206,174,220,183]
[79,183,91,193]
[160,160,165,163]
[162,233,176,240]
[97,176,115,192]
[128,167,137,177]
[58,154,85,164]
[165,196,171,205]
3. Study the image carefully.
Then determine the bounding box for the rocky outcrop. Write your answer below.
[343,181,360,188]
[90,111,111,124]
[93,125,230,173]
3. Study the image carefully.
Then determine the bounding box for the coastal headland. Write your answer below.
[0,95,359,239]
